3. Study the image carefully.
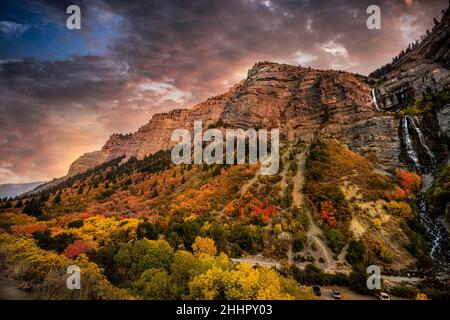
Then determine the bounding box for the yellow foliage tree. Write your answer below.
[386,201,413,218]
[192,236,217,256]
[189,263,293,300]
[415,292,430,300]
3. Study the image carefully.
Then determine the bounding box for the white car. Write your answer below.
[332,289,341,299]
[379,292,390,300]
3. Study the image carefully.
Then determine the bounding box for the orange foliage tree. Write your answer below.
[320,200,337,226]
[395,169,421,194]
[388,169,422,199]
[251,198,276,224]
[12,223,47,236]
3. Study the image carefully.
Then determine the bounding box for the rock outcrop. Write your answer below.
[373,9,450,110]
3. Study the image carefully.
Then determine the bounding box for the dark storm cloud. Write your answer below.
[0,0,447,183]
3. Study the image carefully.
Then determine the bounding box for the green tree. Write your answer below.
[136,221,158,240]
[326,229,345,254]
[53,191,62,204]
[170,250,200,298]
[114,239,174,283]
[132,268,172,299]
[345,240,368,266]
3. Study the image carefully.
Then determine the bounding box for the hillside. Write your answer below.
[0,5,450,301]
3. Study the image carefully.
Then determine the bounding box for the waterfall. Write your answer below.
[371,88,381,112]
[401,116,421,170]
[400,116,450,272]
[407,116,435,163]
[418,176,450,273]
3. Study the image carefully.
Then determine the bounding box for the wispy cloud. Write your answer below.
[0,21,29,37]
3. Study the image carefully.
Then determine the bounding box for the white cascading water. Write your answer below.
[418,176,450,272]
[401,115,450,272]
[407,116,435,162]
[401,116,421,170]
[371,88,381,112]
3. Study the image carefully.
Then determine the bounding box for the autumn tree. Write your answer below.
[386,201,413,218]
[192,236,217,256]
[188,264,293,300]
[395,168,422,195]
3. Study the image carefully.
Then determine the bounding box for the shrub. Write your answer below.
[68,219,84,229]
[387,201,413,218]
[63,240,97,258]
[33,230,77,253]
[345,240,368,266]
[395,169,421,194]
[326,229,345,254]
[379,247,394,263]
[0,233,131,299]
[426,164,450,218]
[293,232,307,252]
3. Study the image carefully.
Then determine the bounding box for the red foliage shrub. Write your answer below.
[320,200,336,226]
[63,240,96,258]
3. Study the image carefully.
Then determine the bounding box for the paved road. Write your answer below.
[313,287,406,300]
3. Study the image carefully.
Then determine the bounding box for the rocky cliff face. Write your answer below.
[69,62,389,175]
[68,85,234,175]
[373,9,450,110]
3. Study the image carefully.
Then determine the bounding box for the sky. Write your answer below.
[0,0,448,184]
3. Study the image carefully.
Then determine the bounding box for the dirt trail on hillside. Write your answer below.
[172,171,202,197]
[291,149,337,271]
[240,172,260,197]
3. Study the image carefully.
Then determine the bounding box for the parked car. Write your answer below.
[332,289,341,299]
[312,286,321,296]
[378,292,390,300]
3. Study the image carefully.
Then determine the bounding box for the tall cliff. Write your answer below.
[69,63,398,175]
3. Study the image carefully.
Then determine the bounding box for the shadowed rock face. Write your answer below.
[374,10,450,110]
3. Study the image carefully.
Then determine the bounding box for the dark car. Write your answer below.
[312,286,321,296]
